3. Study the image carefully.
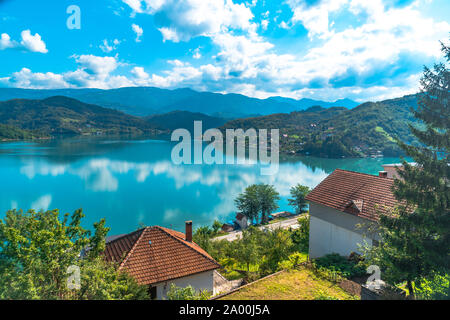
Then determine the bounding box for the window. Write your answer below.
[148,286,157,300]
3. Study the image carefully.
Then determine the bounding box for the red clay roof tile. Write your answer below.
[305,169,398,221]
[104,226,220,285]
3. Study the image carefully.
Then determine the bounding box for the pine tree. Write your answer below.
[369,41,449,299]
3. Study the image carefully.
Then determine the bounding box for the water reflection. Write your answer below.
[0,138,401,233]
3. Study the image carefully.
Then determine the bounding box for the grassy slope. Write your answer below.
[220,269,357,300]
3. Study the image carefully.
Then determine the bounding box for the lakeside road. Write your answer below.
[212,216,300,242]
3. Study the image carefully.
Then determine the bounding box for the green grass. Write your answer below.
[220,268,358,300]
[375,126,395,142]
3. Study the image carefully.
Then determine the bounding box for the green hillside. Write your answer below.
[145,110,227,133]
[221,95,419,158]
[0,124,45,140]
[0,96,159,138]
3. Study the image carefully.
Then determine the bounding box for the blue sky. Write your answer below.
[0,0,448,102]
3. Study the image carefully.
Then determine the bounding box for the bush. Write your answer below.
[277,252,308,271]
[414,273,450,300]
[313,253,366,279]
[165,284,210,300]
[290,215,309,252]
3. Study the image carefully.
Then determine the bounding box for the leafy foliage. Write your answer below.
[277,252,308,271]
[313,253,366,279]
[235,184,280,224]
[0,208,148,300]
[288,184,310,214]
[290,215,310,252]
[365,41,449,299]
[166,284,210,300]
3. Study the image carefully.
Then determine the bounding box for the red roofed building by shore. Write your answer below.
[103,221,220,299]
[305,169,399,258]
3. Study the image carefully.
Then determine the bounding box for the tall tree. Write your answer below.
[288,184,310,214]
[235,184,280,224]
[235,184,261,224]
[366,41,449,299]
[0,208,148,300]
[235,227,261,272]
[257,184,280,224]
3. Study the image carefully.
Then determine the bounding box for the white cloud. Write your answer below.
[261,19,269,30]
[131,66,149,79]
[74,54,118,77]
[123,0,256,42]
[0,30,48,53]
[20,30,48,53]
[100,39,121,53]
[3,68,68,89]
[192,47,202,59]
[287,0,348,38]
[1,54,128,89]
[278,21,289,29]
[132,23,143,42]
[2,0,448,102]
[0,33,16,49]
[158,27,180,43]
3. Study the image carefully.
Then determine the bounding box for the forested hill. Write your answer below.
[0,96,158,139]
[145,110,227,133]
[221,94,419,158]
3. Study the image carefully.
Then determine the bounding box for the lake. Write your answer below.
[0,137,403,235]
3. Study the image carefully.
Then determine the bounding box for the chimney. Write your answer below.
[185,221,192,242]
[379,171,388,178]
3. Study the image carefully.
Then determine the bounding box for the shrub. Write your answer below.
[277,252,308,271]
[314,253,366,279]
[165,284,210,300]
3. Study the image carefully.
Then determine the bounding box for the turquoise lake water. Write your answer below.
[0,137,404,235]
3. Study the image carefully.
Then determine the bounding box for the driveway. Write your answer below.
[212,216,300,242]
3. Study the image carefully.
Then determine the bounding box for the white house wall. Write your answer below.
[309,202,378,258]
[155,270,215,300]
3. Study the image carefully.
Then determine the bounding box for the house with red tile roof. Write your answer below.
[305,169,399,258]
[103,221,220,299]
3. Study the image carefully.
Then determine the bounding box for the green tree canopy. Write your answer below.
[366,41,449,299]
[235,184,280,224]
[235,184,261,223]
[0,208,148,300]
[288,184,310,214]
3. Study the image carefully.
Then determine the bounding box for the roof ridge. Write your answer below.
[118,227,147,270]
[334,168,394,180]
[106,227,144,245]
[155,225,220,268]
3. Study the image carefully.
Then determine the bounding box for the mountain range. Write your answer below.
[0,88,420,158]
[0,87,359,118]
